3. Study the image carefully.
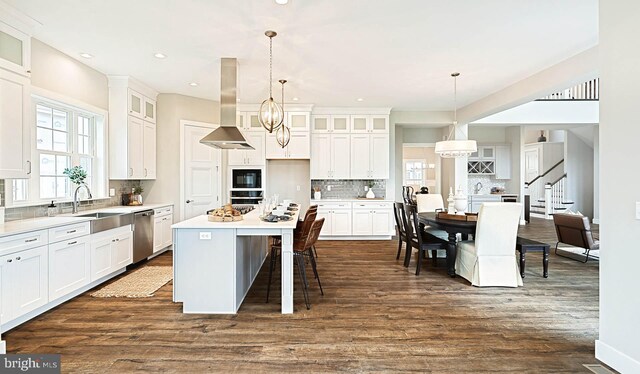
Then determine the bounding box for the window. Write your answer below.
[9,96,107,205]
[404,160,426,186]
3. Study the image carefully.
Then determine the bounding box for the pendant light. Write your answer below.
[435,72,477,158]
[275,79,291,148]
[258,30,284,133]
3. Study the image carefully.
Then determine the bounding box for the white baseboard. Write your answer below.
[319,236,392,241]
[596,339,640,373]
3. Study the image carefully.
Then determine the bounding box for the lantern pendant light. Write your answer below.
[276,80,291,148]
[434,72,477,158]
[258,30,284,133]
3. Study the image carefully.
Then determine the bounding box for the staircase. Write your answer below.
[525,160,574,219]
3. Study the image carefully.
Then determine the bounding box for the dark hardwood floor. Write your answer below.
[4,218,600,373]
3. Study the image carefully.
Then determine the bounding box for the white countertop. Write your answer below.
[0,203,173,239]
[172,207,299,230]
[311,198,393,202]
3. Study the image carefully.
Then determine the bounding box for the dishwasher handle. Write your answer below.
[136,210,154,217]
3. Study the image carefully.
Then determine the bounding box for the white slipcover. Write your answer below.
[416,194,445,213]
[455,202,523,287]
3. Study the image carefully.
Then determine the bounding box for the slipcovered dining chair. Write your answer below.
[455,202,523,287]
[416,194,444,213]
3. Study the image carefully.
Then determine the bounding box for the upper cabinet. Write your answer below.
[108,76,158,180]
[287,112,310,132]
[0,69,30,178]
[236,112,263,132]
[350,115,388,133]
[0,22,31,76]
[312,115,350,133]
[228,131,265,166]
[468,144,512,178]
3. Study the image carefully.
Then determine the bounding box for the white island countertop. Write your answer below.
[310,198,394,203]
[172,208,298,230]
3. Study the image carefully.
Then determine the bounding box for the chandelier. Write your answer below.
[258,30,284,133]
[435,72,477,158]
[275,79,291,148]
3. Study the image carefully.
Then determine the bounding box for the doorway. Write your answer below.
[402,144,441,194]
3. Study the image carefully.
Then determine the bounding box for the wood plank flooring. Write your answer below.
[4,218,600,373]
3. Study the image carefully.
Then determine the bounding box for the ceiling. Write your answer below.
[6,0,598,110]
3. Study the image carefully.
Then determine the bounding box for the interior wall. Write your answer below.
[145,93,219,220]
[401,128,442,143]
[394,125,403,202]
[564,131,594,218]
[593,126,600,223]
[505,126,524,196]
[468,126,507,143]
[31,39,108,110]
[266,160,311,212]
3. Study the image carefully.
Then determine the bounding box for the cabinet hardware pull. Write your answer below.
[25,238,38,243]
[15,257,20,260]
[116,238,120,241]
[67,241,77,245]
[67,230,77,234]
[144,168,148,177]
[26,160,32,175]
[112,239,116,242]
[130,168,134,176]
[7,259,12,263]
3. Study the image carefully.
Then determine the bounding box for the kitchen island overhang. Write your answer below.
[172,208,299,314]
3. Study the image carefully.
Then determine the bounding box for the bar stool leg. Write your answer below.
[266,247,278,303]
[309,249,324,295]
[296,254,311,310]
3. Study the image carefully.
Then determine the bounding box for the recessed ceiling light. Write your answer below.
[275,0,289,4]
[357,98,364,102]
[292,97,299,101]
[154,53,167,59]
[79,53,93,59]
[189,82,198,87]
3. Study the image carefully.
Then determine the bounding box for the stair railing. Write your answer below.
[525,159,564,216]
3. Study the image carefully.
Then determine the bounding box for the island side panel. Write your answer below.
[173,228,237,314]
[281,229,294,314]
[234,236,268,311]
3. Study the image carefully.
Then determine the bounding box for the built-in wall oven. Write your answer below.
[229,167,264,205]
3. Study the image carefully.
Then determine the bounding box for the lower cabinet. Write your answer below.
[352,203,393,236]
[153,213,173,253]
[90,226,133,282]
[48,235,91,301]
[0,246,48,324]
[317,206,352,236]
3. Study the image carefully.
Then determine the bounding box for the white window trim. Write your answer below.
[4,87,109,208]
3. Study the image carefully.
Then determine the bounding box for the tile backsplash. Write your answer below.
[311,179,386,199]
[467,175,507,194]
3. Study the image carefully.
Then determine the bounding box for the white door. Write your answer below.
[352,210,372,235]
[128,89,144,118]
[0,253,12,322]
[112,231,133,270]
[13,246,48,319]
[370,134,389,179]
[372,210,392,235]
[153,216,164,252]
[245,132,266,165]
[332,210,352,236]
[91,236,113,281]
[350,134,370,179]
[331,134,351,179]
[311,134,331,179]
[48,236,91,300]
[0,69,30,178]
[182,123,222,220]
[524,148,539,183]
[316,210,331,236]
[265,132,285,159]
[127,116,144,178]
[143,121,156,179]
[287,132,310,159]
[162,214,173,248]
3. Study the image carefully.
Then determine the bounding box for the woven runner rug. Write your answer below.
[91,266,173,298]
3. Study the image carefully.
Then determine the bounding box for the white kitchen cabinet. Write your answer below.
[127,116,144,179]
[495,145,511,180]
[350,134,389,179]
[128,89,144,119]
[90,236,113,282]
[0,23,31,76]
[352,202,393,236]
[287,112,310,132]
[317,203,352,236]
[468,145,496,175]
[48,235,91,301]
[372,210,392,235]
[311,115,350,133]
[229,131,265,166]
[143,121,157,178]
[153,208,173,253]
[266,132,309,159]
[0,68,31,178]
[113,231,133,269]
[90,226,133,282]
[311,134,351,179]
[352,209,373,236]
[350,115,389,133]
[0,246,48,324]
[144,96,156,123]
[237,112,263,132]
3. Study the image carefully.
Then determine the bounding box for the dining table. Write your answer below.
[418,212,477,277]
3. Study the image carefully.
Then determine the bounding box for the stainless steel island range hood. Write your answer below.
[200,58,254,150]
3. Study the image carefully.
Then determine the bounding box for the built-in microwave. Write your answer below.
[231,168,262,189]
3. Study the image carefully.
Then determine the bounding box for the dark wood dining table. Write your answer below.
[418,212,477,277]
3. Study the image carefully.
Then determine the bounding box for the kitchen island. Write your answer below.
[172,208,300,314]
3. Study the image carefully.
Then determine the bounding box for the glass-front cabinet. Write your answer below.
[0,22,31,76]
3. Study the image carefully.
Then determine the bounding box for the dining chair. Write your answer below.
[552,213,599,262]
[393,202,410,261]
[455,202,523,287]
[402,186,415,205]
[405,204,448,275]
[415,194,444,213]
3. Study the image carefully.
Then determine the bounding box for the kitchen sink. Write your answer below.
[77,212,134,233]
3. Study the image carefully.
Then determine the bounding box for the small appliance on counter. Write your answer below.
[490,187,506,194]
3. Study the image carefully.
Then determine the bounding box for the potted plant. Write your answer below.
[131,183,144,205]
[63,166,87,185]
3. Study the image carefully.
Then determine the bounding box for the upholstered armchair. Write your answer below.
[455,202,523,287]
[553,213,599,262]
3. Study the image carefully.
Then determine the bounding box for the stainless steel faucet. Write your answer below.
[72,183,93,214]
[474,182,483,195]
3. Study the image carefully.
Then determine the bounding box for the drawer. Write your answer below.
[0,229,48,255]
[315,202,352,210]
[154,206,173,217]
[353,202,392,210]
[48,222,91,243]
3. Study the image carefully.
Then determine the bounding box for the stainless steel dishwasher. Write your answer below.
[133,209,154,263]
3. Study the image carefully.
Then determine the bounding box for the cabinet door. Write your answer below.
[0,254,12,322]
[494,145,511,180]
[331,115,350,133]
[153,216,164,252]
[246,112,263,131]
[370,116,389,133]
[311,115,330,133]
[13,246,48,319]
[143,97,156,123]
[264,132,285,159]
[287,112,310,132]
[91,236,113,281]
[316,210,332,236]
[0,24,30,75]
[332,210,352,236]
[311,134,331,179]
[350,115,369,133]
[113,231,133,270]
[372,210,392,235]
[481,146,495,160]
[370,134,389,179]
[143,122,156,179]
[350,134,370,179]
[331,134,351,179]
[162,214,173,248]
[352,210,372,235]
[287,132,310,159]
[245,132,266,165]
[227,150,247,166]
[0,69,30,178]
[128,89,144,119]
[48,236,91,301]
[127,116,144,178]
[236,112,247,130]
